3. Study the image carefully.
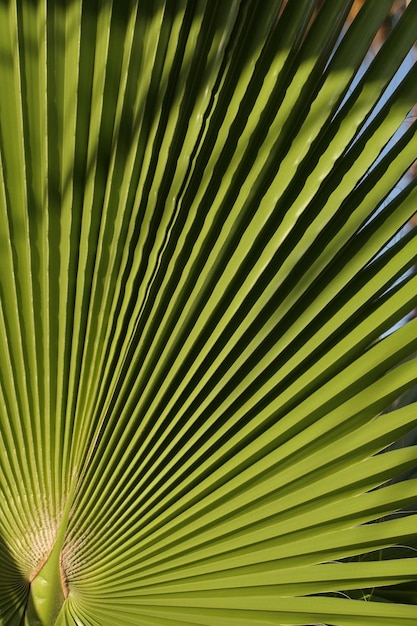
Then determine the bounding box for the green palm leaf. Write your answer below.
[0,0,417,624]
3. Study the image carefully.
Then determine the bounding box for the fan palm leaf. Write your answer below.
[0,0,417,624]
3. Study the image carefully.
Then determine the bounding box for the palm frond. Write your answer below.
[0,1,417,624]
